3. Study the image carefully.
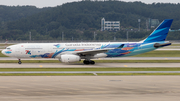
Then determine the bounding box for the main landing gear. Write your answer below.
[83,60,95,65]
[18,59,22,64]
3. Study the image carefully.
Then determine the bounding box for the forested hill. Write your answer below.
[1,1,180,40]
[0,5,51,22]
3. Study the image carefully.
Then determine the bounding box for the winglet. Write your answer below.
[143,19,173,43]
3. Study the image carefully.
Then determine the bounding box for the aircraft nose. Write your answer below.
[1,49,5,55]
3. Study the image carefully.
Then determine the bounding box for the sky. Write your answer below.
[0,0,180,8]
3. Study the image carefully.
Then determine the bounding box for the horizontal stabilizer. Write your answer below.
[154,42,171,48]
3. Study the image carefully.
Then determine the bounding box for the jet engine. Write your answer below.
[60,54,81,63]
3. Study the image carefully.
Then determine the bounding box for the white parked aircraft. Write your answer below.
[2,19,173,65]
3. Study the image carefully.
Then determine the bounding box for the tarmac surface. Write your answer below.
[1,71,180,74]
[0,76,180,101]
[0,63,180,68]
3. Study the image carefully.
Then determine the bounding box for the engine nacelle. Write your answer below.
[60,54,81,63]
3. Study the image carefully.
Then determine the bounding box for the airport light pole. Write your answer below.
[62,32,64,42]
[127,31,128,42]
[29,32,31,41]
[94,32,97,41]
[114,31,116,41]
[138,19,141,31]
[114,36,116,41]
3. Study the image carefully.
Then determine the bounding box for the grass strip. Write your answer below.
[0,73,180,76]
[132,50,180,57]
[0,73,94,76]
[93,60,180,63]
[170,44,180,46]
[97,73,180,76]
[0,60,180,63]
[0,51,8,57]
[1,68,180,71]
[0,60,60,63]
[0,44,14,46]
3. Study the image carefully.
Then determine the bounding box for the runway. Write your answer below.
[0,76,180,101]
[0,63,180,68]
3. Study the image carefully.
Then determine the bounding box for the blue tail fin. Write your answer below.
[143,19,173,43]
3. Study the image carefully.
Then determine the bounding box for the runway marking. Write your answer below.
[67,92,76,94]
[67,88,80,91]
[165,58,168,60]
[39,65,43,67]
[0,87,9,88]
[44,89,53,91]
[14,89,26,91]
[35,92,47,94]
[9,93,21,95]
[124,65,128,67]
[31,58,34,60]
[97,87,108,90]
[74,98,89,100]
[93,73,98,76]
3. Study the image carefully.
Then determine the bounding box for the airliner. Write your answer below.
[2,19,173,64]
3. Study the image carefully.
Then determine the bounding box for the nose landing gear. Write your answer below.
[18,59,22,64]
[83,60,95,65]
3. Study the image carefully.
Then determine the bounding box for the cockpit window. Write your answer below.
[6,47,11,50]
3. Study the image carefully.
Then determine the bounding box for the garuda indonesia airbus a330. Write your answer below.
[2,19,173,65]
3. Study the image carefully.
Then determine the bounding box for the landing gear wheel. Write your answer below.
[83,60,95,65]
[90,61,95,65]
[18,59,22,64]
[18,61,22,64]
[83,60,90,65]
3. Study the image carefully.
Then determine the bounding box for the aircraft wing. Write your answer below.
[74,48,114,56]
[71,44,124,56]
